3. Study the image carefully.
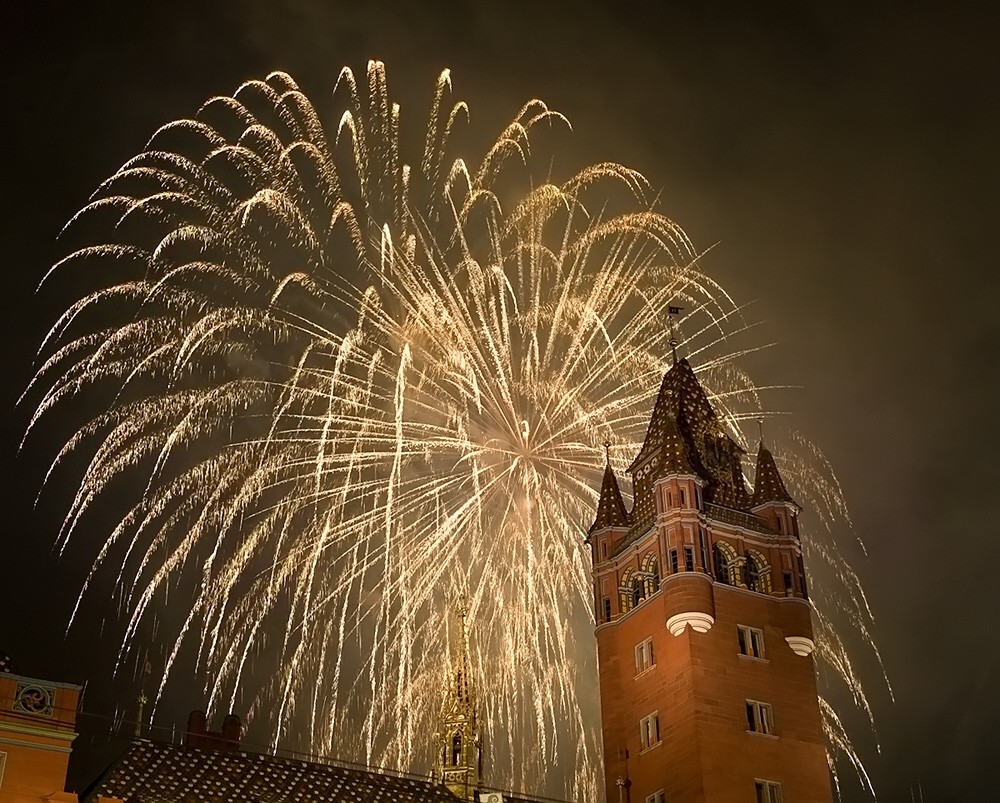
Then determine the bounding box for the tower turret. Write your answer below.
[590,358,832,803]
[433,600,480,801]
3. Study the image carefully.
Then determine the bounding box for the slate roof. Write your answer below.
[626,359,750,512]
[588,461,630,534]
[84,740,545,803]
[750,442,797,508]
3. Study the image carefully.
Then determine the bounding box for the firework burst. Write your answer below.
[25,62,885,799]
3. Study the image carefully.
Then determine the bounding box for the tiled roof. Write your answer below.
[0,650,16,675]
[84,740,463,803]
[84,740,547,803]
[751,442,796,507]
[626,358,750,510]
[657,412,694,477]
[588,462,630,533]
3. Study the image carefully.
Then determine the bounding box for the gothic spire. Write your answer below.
[751,441,797,507]
[435,598,480,800]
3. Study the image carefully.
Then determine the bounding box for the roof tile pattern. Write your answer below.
[628,359,750,512]
[751,442,796,507]
[589,462,630,533]
[86,741,465,803]
[0,650,16,675]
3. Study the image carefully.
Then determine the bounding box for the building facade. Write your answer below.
[0,656,81,803]
[588,359,832,803]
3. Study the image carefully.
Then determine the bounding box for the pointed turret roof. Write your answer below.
[589,460,630,533]
[628,358,719,473]
[658,411,695,477]
[751,442,797,507]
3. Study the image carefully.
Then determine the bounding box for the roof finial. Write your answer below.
[757,417,765,445]
[603,440,612,465]
[668,305,684,365]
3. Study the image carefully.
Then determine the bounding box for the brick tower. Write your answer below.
[587,358,832,803]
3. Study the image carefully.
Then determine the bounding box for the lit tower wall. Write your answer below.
[587,359,831,803]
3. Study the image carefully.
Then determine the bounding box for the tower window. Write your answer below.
[754,780,783,802]
[745,700,774,735]
[452,732,462,765]
[669,548,679,574]
[639,712,661,749]
[679,488,687,507]
[713,541,737,585]
[634,637,654,673]
[645,791,666,803]
[746,551,772,594]
[782,571,793,594]
[601,540,608,559]
[683,545,694,572]
[698,528,709,574]
[737,625,765,659]
[601,597,612,623]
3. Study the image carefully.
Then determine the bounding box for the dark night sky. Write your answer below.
[2,2,998,800]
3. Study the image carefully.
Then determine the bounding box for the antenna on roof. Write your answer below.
[668,305,684,364]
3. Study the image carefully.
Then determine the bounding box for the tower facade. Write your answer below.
[433,602,481,801]
[588,359,832,803]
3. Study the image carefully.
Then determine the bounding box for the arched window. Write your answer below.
[451,732,462,765]
[713,542,738,585]
[746,550,772,594]
[619,569,636,613]
[641,553,660,597]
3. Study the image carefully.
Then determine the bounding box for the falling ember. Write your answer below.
[25,61,887,799]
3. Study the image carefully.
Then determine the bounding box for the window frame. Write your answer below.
[634,636,655,674]
[639,711,661,750]
[745,699,774,735]
[737,624,765,660]
[601,597,612,623]
[754,779,783,802]
[645,791,666,803]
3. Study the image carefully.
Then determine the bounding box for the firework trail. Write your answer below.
[25,62,886,799]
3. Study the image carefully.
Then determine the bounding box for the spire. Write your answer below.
[751,441,796,507]
[589,448,630,533]
[435,598,480,800]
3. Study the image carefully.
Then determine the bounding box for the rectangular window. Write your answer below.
[776,514,784,533]
[683,545,694,572]
[679,488,687,507]
[602,597,612,623]
[746,700,774,735]
[737,625,765,659]
[645,791,666,803]
[782,571,793,593]
[634,637,654,673]
[667,491,674,508]
[698,528,709,572]
[669,548,679,574]
[754,780,783,802]
[601,540,608,559]
[695,486,702,509]
[639,712,661,749]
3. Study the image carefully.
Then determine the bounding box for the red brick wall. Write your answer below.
[595,578,831,803]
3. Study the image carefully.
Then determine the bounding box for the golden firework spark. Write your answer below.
[26,62,886,800]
